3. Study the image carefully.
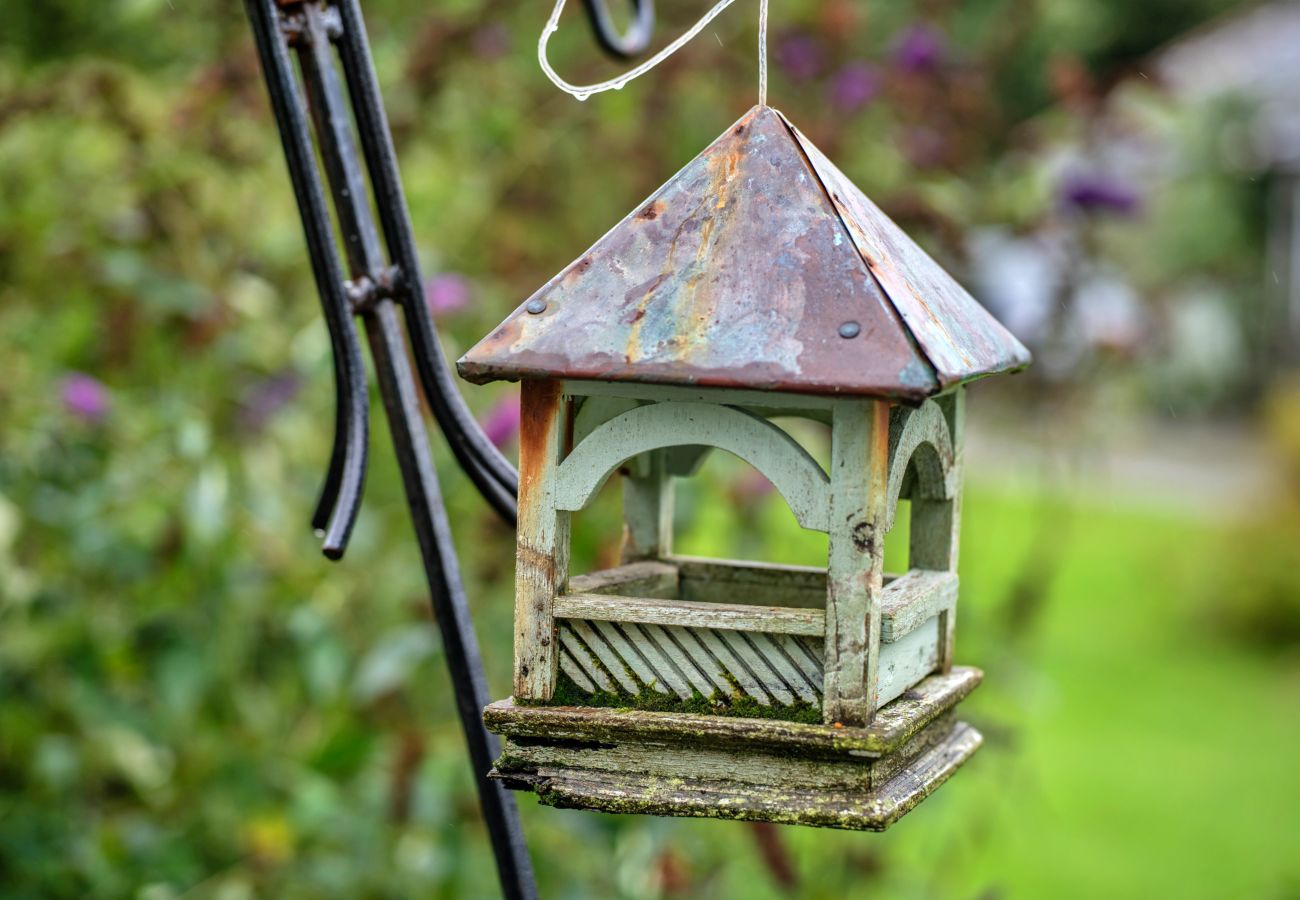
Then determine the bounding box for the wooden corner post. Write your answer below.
[514,379,573,700]
[824,399,890,726]
[909,389,965,672]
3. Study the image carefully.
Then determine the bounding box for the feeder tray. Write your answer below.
[487,666,981,830]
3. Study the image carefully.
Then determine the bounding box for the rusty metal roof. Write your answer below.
[458,105,1030,402]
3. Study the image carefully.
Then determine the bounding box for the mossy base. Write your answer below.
[487,667,983,831]
[502,720,981,831]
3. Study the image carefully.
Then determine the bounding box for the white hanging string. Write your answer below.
[539,0,771,106]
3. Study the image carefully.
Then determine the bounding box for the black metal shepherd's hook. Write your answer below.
[582,0,655,59]
[241,2,654,898]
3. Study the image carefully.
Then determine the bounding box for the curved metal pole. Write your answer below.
[244,0,369,560]
[334,0,520,525]
[242,1,657,897]
[243,1,534,894]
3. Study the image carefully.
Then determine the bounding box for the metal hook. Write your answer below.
[581,0,655,59]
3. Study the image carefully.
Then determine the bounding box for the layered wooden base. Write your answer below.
[485,666,982,831]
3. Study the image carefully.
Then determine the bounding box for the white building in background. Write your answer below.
[1157,0,1300,362]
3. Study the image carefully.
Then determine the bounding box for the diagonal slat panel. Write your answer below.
[558,623,616,692]
[694,628,773,705]
[749,632,820,704]
[555,617,827,716]
[622,623,695,699]
[558,649,598,694]
[720,631,797,706]
[591,620,672,696]
[775,633,824,700]
[661,625,734,696]
[569,620,641,695]
[793,635,826,677]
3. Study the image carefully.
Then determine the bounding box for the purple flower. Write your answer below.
[472,23,510,60]
[1058,172,1142,217]
[60,372,109,423]
[240,371,302,433]
[893,24,946,74]
[775,31,824,82]
[480,393,520,449]
[829,62,880,112]
[424,273,471,317]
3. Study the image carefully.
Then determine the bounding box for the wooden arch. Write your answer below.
[552,401,832,532]
[885,400,957,531]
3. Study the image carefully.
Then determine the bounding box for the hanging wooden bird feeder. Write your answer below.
[457,105,1030,831]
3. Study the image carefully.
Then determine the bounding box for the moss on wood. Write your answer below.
[529,670,822,725]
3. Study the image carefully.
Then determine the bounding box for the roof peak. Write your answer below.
[459,106,1028,401]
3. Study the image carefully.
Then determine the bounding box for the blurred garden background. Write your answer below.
[3,0,1300,896]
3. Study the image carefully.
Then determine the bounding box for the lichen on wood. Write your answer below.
[531,669,823,725]
[486,683,984,831]
[490,667,982,759]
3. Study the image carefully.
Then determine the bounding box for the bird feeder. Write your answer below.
[458,106,1029,830]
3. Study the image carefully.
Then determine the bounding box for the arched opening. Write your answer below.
[673,416,831,569]
[558,403,833,613]
[554,401,831,533]
[884,496,911,575]
[894,440,956,575]
[556,433,829,721]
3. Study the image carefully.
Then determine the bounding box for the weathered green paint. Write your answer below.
[505,373,974,831]
[824,399,890,725]
[885,398,956,532]
[489,667,981,757]
[554,592,826,636]
[571,394,641,457]
[671,555,827,609]
[924,389,964,670]
[568,559,679,598]
[553,401,831,532]
[554,611,823,712]
[877,614,941,706]
[486,668,984,831]
[880,569,958,642]
[894,388,964,672]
